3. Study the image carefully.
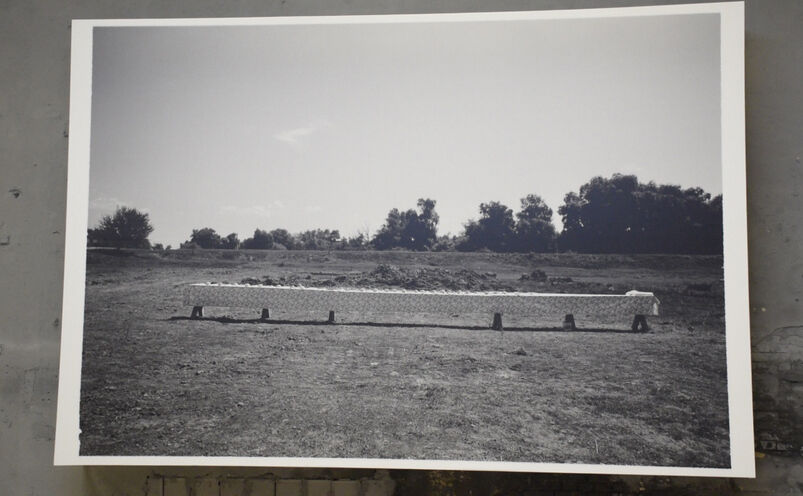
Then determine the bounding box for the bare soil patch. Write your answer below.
[79,249,729,467]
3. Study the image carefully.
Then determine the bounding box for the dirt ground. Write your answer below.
[79,249,730,467]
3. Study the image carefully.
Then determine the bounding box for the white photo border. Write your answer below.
[55,1,753,477]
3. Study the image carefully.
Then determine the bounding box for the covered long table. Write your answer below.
[184,283,660,331]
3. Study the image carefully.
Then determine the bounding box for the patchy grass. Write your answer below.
[79,249,729,467]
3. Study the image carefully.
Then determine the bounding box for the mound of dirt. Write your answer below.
[242,264,515,291]
[334,264,515,291]
[520,269,548,282]
[240,275,304,286]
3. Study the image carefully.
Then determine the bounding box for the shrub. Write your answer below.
[241,229,274,249]
[87,206,153,249]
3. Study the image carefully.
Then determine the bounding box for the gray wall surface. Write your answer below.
[1,0,800,494]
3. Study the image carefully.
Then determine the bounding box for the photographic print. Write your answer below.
[55,3,753,476]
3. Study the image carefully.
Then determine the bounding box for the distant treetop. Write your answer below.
[101,174,723,255]
[87,206,153,249]
[372,198,440,251]
[558,174,722,254]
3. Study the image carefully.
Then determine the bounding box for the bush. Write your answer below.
[558,174,723,254]
[461,202,516,252]
[87,206,153,249]
[373,198,439,251]
[186,227,222,249]
[220,232,240,249]
[460,195,556,253]
[241,229,274,249]
[432,235,456,252]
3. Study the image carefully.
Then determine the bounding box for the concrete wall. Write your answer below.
[1,0,800,494]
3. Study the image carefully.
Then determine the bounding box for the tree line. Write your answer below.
[87,174,723,254]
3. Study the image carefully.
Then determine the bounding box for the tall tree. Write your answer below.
[269,229,298,250]
[410,198,439,250]
[87,206,153,249]
[514,194,557,252]
[220,232,240,250]
[241,229,274,249]
[558,174,722,254]
[186,228,222,249]
[373,208,404,250]
[298,229,341,250]
[372,198,439,251]
[459,201,517,252]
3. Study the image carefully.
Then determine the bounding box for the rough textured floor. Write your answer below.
[80,250,729,468]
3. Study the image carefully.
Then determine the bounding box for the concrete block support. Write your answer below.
[491,312,503,330]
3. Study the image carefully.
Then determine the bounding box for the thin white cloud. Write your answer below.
[305,205,323,213]
[221,201,285,218]
[274,118,331,146]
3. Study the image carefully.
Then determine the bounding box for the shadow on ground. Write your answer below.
[167,315,645,333]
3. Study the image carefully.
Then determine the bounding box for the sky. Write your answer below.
[89,13,721,247]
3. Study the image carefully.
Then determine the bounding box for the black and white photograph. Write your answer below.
[55,3,753,475]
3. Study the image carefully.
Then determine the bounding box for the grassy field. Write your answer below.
[79,249,730,467]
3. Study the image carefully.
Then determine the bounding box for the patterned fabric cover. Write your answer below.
[184,284,660,317]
